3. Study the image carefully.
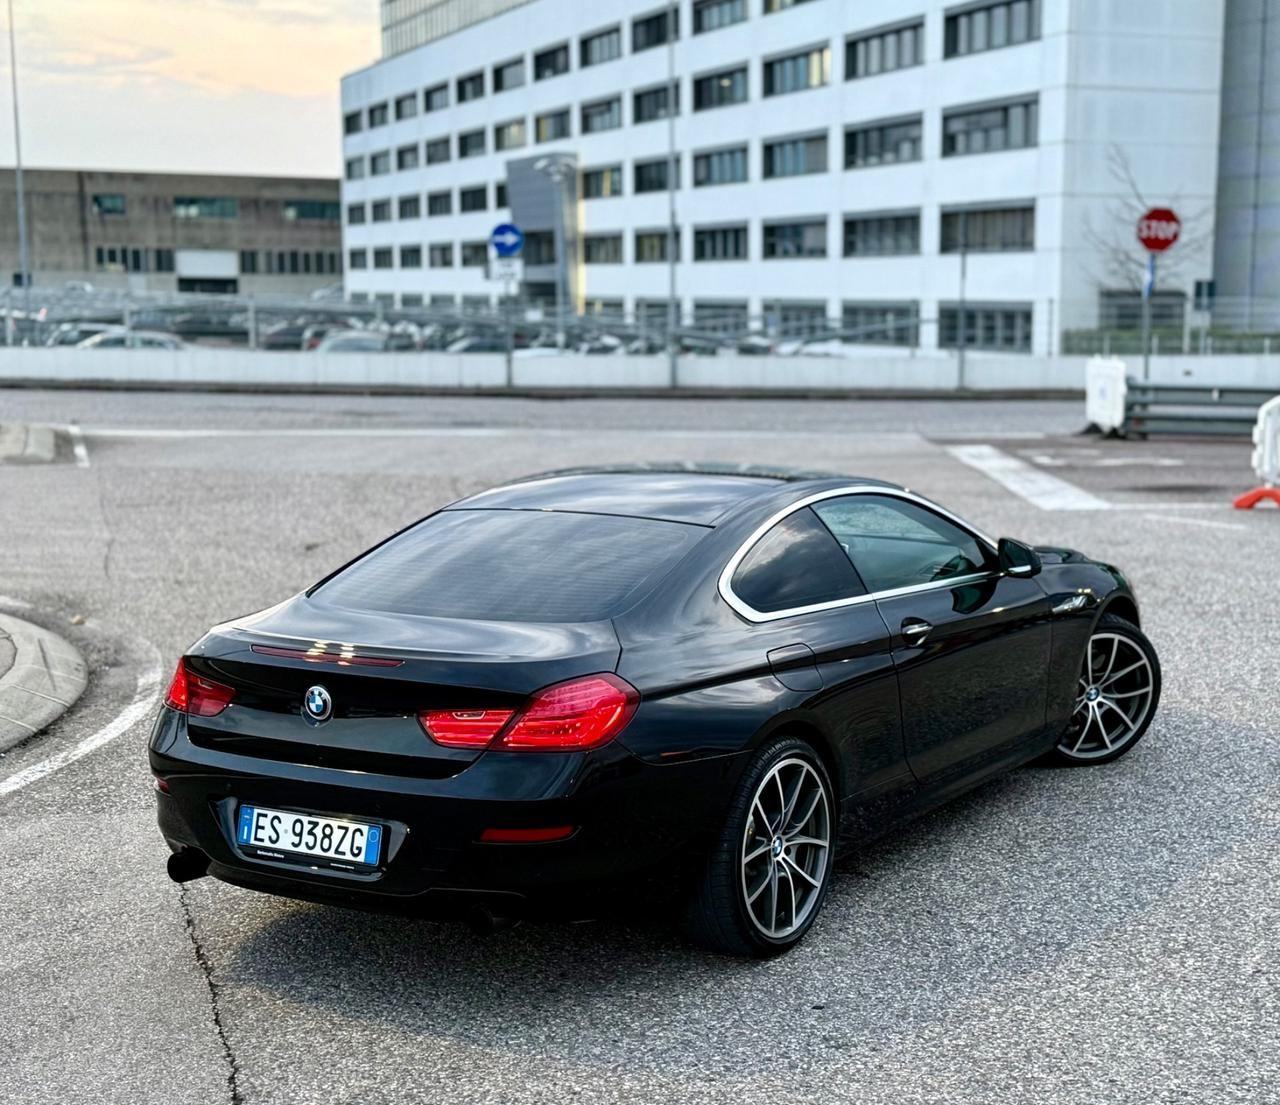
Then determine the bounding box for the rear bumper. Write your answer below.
[149,707,743,918]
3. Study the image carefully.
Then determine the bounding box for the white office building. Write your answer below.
[340,0,1229,354]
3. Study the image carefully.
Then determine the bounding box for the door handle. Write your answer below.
[901,619,932,646]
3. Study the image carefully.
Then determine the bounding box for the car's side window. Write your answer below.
[812,495,990,594]
[730,507,867,613]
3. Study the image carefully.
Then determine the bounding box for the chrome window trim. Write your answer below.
[718,485,998,624]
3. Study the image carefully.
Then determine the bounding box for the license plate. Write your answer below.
[236,804,383,867]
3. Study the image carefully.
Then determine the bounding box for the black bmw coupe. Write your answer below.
[151,466,1160,956]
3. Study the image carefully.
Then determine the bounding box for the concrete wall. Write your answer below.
[1,348,1277,393]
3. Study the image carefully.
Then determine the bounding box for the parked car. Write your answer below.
[76,328,186,350]
[260,322,310,351]
[313,329,416,353]
[45,322,118,347]
[150,465,1160,957]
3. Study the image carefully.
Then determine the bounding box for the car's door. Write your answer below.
[811,493,1052,786]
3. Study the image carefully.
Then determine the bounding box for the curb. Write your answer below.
[0,424,56,464]
[0,613,89,752]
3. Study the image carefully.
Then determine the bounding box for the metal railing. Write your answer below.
[1124,381,1280,437]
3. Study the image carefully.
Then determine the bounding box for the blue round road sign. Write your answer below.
[490,223,524,258]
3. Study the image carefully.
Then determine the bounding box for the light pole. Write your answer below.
[664,0,678,386]
[6,0,32,339]
[533,154,573,352]
[956,210,968,390]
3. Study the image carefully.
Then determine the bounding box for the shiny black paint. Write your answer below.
[151,472,1142,920]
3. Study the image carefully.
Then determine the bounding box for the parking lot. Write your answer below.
[1,389,1276,1105]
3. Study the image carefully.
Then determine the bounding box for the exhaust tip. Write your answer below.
[167,848,210,884]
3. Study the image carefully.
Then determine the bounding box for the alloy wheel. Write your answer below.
[740,756,831,939]
[1058,631,1155,761]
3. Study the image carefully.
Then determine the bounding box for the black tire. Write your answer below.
[1046,612,1161,766]
[684,736,836,957]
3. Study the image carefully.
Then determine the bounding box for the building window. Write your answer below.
[424,83,449,112]
[581,26,621,67]
[458,129,486,158]
[635,156,679,193]
[694,66,748,110]
[343,111,362,135]
[694,0,747,33]
[495,118,526,151]
[582,166,622,199]
[763,133,827,178]
[460,186,488,212]
[495,182,508,207]
[399,194,421,219]
[694,225,748,261]
[843,301,920,346]
[634,83,679,123]
[367,102,389,128]
[843,211,920,256]
[457,71,484,102]
[584,234,623,264]
[763,46,830,96]
[347,202,366,225]
[635,230,678,262]
[394,93,418,120]
[402,294,424,308]
[283,199,339,221]
[345,157,364,181]
[173,196,238,218]
[844,115,923,168]
[91,194,126,216]
[493,57,524,92]
[942,96,1038,156]
[400,245,422,268]
[524,231,555,265]
[946,0,1040,58]
[764,0,816,11]
[461,241,488,267]
[693,300,748,333]
[940,303,1033,351]
[536,108,570,142]
[1100,289,1187,330]
[633,8,678,51]
[847,20,924,78]
[763,219,826,259]
[694,146,748,186]
[582,97,622,134]
[372,247,393,270]
[769,301,827,337]
[371,199,392,222]
[534,43,570,80]
[428,191,452,216]
[940,205,1035,252]
[397,144,420,171]
[239,250,258,274]
[348,248,368,270]
[429,243,454,268]
[370,151,391,176]
[425,137,450,164]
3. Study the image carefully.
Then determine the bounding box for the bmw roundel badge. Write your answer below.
[303,685,333,724]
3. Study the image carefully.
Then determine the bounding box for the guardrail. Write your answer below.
[1124,381,1279,437]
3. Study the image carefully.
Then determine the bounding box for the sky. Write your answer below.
[0,0,378,179]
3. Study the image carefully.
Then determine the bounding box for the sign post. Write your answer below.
[1136,207,1180,381]
[489,223,524,388]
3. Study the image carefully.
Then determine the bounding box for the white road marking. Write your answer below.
[0,594,33,610]
[77,426,925,441]
[946,444,1112,511]
[1140,513,1249,532]
[67,423,91,467]
[0,644,162,799]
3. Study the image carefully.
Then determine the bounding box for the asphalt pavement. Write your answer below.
[0,389,1276,1105]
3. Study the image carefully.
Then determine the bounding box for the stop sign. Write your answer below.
[1137,208,1180,252]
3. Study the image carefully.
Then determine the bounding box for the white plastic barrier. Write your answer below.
[1251,395,1280,486]
[1085,357,1128,433]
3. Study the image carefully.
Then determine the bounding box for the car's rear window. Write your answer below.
[315,509,706,622]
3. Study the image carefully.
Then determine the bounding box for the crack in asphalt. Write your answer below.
[179,885,244,1105]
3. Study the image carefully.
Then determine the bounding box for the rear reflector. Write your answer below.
[479,826,575,843]
[420,709,515,749]
[164,658,235,718]
[250,644,404,668]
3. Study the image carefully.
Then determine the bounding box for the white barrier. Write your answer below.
[1251,396,1280,487]
[1084,357,1128,432]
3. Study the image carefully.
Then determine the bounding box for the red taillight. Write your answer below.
[164,658,235,718]
[420,709,514,749]
[497,674,638,752]
[419,674,639,753]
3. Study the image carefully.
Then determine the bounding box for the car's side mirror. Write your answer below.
[998,537,1042,578]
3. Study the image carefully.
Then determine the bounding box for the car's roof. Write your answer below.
[452,464,900,526]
